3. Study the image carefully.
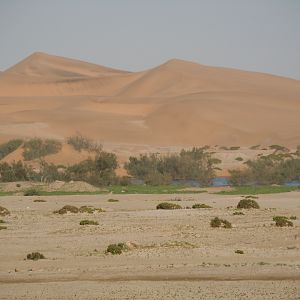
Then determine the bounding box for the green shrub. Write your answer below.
[0,225,7,230]
[229,153,300,186]
[24,188,41,196]
[26,252,45,260]
[79,220,99,225]
[237,199,260,209]
[54,205,79,214]
[156,202,182,210]
[273,216,293,227]
[192,203,212,209]
[0,139,23,160]
[0,206,10,216]
[23,138,62,160]
[0,161,34,182]
[235,250,244,254]
[125,147,221,186]
[105,243,128,255]
[66,152,118,186]
[210,217,232,228]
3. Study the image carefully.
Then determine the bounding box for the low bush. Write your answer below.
[210,217,232,228]
[235,250,244,254]
[0,225,7,230]
[237,198,260,209]
[79,220,99,225]
[156,202,182,210]
[192,203,212,209]
[105,243,128,255]
[0,206,10,216]
[0,219,5,223]
[290,216,297,220]
[54,205,79,214]
[273,216,293,227]
[33,199,46,202]
[26,252,45,260]
[24,188,41,196]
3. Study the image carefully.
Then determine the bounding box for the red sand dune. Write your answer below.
[0,52,299,149]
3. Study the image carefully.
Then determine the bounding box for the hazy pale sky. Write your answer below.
[0,0,299,79]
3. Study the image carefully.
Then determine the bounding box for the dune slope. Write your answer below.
[0,52,299,148]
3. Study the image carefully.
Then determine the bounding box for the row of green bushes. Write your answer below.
[124,147,221,185]
[0,135,102,162]
[0,151,119,186]
[229,149,300,185]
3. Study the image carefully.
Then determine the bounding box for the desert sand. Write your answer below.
[0,191,300,299]
[0,52,300,148]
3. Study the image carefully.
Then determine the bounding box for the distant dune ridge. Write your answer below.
[0,52,299,147]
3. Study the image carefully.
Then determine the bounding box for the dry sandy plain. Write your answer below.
[1,191,300,299]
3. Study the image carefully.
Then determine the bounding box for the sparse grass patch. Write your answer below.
[0,219,5,223]
[156,202,182,210]
[105,243,128,255]
[235,157,244,161]
[0,206,10,216]
[0,225,7,230]
[273,216,293,227]
[79,220,99,225]
[210,217,232,228]
[26,252,45,260]
[192,203,212,209]
[33,199,47,203]
[233,211,245,215]
[78,206,104,213]
[107,198,119,202]
[24,188,41,196]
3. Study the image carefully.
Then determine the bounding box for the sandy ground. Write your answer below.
[0,192,300,299]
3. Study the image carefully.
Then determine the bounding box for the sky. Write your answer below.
[0,0,300,79]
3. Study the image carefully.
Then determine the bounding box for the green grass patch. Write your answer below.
[215,185,299,195]
[1,185,207,197]
[108,185,206,194]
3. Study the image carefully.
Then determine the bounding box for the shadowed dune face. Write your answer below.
[0,52,299,147]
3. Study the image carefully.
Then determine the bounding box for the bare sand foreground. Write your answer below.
[0,192,300,299]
